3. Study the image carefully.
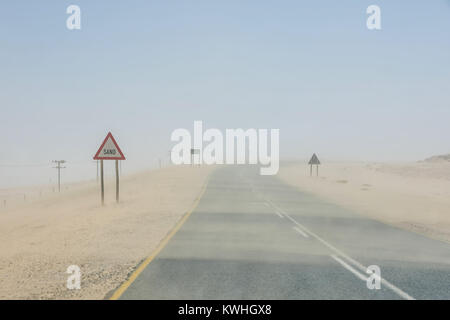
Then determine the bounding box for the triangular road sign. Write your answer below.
[308,153,320,165]
[93,132,126,160]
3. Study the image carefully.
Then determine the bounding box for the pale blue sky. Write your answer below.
[1,1,449,186]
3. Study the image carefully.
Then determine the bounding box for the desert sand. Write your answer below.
[278,160,450,244]
[0,165,213,299]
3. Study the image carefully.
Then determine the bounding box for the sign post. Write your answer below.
[308,153,321,177]
[115,160,119,202]
[101,159,104,205]
[93,132,126,205]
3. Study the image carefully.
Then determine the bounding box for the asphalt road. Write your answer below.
[118,166,450,300]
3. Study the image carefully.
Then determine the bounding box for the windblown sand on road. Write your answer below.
[0,165,213,299]
[278,161,450,243]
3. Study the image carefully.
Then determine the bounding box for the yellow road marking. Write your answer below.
[109,177,210,300]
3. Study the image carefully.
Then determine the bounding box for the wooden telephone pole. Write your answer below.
[52,160,66,192]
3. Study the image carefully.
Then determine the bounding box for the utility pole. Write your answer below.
[52,160,66,192]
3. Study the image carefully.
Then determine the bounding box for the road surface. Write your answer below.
[117,166,450,300]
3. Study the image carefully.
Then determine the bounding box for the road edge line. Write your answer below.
[109,175,210,300]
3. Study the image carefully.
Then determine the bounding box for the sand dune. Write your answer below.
[0,165,213,299]
[278,161,450,244]
[424,154,450,163]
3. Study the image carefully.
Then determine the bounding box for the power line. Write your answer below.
[0,160,97,168]
[0,163,50,168]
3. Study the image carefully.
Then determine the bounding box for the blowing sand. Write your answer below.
[278,161,450,244]
[0,165,213,299]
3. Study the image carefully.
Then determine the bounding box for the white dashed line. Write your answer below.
[266,199,415,300]
[275,211,284,218]
[331,254,367,281]
[293,226,309,238]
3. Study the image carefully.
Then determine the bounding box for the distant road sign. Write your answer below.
[93,132,126,160]
[308,153,320,165]
[308,153,320,176]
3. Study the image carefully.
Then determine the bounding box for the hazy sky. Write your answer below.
[1,1,449,187]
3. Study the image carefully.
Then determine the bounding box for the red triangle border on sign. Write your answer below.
[93,132,126,160]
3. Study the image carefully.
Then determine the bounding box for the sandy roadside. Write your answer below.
[0,165,214,299]
[278,161,450,244]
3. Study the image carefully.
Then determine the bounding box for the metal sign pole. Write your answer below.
[310,164,312,176]
[115,159,119,203]
[101,160,105,206]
